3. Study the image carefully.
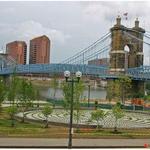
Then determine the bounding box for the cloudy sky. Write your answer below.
[0,1,150,64]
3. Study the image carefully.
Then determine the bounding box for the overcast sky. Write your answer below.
[0,1,150,64]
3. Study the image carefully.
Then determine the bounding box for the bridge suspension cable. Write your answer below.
[123,28,150,40]
[123,30,150,65]
[61,32,111,64]
[145,32,150,39]
[70,44,110,64]
[123,31,150,46]
[145,31,150,35]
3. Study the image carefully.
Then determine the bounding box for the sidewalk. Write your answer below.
[0,138,149,148]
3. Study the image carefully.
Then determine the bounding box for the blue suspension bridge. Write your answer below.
[1,17,150,81]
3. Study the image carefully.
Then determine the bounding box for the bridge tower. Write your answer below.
[109,16,145,97]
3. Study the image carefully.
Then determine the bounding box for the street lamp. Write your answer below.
[64,70,82,149]
[88,84,91,108]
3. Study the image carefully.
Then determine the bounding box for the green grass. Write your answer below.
[0,108,150,138]
[0,119,40,128]
[75,129,150,139]
[0,118,44,136]
[0,109,68,137]
[0,118,69,137]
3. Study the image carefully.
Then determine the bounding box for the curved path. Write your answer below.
[16,109,150,128]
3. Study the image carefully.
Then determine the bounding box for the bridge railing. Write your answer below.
[1,64,150,80]
[127,66,150,80]
[0,64,109,76]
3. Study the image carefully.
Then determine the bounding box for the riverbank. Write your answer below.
[31,79,50,88]
[30,78,106,90]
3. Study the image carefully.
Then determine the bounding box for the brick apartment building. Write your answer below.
[6,41,27,64]
[29,35,50,64]
[88,58,109,66]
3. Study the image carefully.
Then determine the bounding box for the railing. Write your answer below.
[1,63,150,80]
[0,63,108,76]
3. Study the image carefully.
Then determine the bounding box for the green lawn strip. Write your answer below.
[0,118,41,127]
[74,129,150,138]
[0,117,68,137]
[0,126,68,138]
[75,133,150,139]
[0,118,44,135]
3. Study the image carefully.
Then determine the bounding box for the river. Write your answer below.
[40,88,106,100]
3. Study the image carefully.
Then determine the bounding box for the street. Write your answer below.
[0,138,149,148]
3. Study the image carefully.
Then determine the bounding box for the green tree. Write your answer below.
[145,81,150,95]
[91,109,108,130]
[62,80,84,131]
[35,88,40,108]
[27,81,36,100]
[144,95,150,102]
[50,74,59,107]
[112,104,125,132]
[62,81,84,109]
[62,81,72,111]
[42,104,53,128]
[6,106,18,127]
[119,76,132,103]
[107,75,132,104]
[18,79,36,122]
[107,79,120,103]
[6,74,20,106]
[0,77,6,112]
[74,81,85,129]
[62,80,84,127]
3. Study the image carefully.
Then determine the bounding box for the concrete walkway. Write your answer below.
[0,138,149,148]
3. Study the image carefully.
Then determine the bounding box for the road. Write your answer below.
[0,138,149,148]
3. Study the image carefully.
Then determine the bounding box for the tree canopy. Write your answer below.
[107,75,132,104]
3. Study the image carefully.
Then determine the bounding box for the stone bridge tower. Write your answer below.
[109,16,145,97]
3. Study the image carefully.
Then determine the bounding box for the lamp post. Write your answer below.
[88,84,91,108]
[64,70,82,149]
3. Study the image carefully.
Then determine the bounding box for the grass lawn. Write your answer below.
[0,108,150,138]
[0,109,68,138]
[75,128,150,139]
[0,119,69,138]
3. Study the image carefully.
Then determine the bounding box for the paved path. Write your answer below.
[16,109,150,128]
[0,138,149,148]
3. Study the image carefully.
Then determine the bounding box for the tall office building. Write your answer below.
[6,41,27,64]
[29,35,50,64]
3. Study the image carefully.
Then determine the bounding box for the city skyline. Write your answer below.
[5,35,50,65]
[0,1,150,63]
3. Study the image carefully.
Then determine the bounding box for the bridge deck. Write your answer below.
[0,64,150,81]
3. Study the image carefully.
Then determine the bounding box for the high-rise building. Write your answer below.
[6,41,27,64]
[29,35,50,64]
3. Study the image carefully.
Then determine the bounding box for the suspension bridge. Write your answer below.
[1,16,150,82]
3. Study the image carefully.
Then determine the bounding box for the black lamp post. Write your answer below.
[88,84,91,108]
[64,70,82,149]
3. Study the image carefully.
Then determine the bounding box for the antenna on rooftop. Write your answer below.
[1,46,4,53]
